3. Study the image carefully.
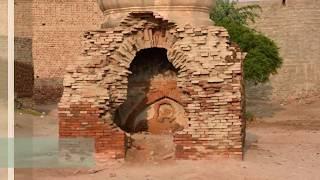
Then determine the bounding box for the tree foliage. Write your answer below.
[210,0,282,83]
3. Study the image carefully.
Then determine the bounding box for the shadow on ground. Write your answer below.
[246,82,284,118]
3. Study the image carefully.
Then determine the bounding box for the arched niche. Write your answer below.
[114,47,187,134]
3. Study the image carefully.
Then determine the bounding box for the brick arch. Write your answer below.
[105,34,191,115]
[97,12,193,117]
[99,22,194,137]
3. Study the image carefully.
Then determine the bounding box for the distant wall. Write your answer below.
[14,0,103,102]
[14,0,34,98]
[241,0,320,116]
[32,0,103,102]
[14,60,34,98]
[15,0,33,37]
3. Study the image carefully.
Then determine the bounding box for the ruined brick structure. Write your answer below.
[59,0,245,161]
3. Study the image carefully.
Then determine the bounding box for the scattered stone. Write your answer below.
[88,168,107,174]
[150,151,155,156]
[162,153,174,160]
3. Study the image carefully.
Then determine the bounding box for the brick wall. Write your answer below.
[14,61,34,98]
[242,0,320,111]
[14,0,34,98]
[15,0,33,38]
[59,103,126,160]
[32,0,103,103]
[14,35,34,97]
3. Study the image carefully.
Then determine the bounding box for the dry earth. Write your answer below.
[14,97,320,180]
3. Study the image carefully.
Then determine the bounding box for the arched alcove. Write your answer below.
[115,48,187,134]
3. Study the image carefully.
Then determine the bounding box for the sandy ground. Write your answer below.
[13,98,320,180]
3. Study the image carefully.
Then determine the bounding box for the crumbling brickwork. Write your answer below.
[59,12,245,161]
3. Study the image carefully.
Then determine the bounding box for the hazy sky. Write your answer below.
[0,0,8,36]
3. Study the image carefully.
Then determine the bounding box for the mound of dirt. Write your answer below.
[126,133,175,163]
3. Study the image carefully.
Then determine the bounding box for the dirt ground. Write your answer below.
[14,97,320,180]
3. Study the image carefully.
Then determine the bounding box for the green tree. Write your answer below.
[210,0,282,84]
